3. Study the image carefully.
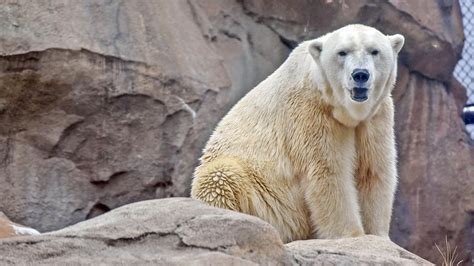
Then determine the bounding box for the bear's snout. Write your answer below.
[351,69,370,84]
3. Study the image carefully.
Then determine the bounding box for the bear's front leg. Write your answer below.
[304,156,365,239]
[357,172,396,237]
[356,99,397,237]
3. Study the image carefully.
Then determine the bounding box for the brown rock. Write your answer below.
[391,66,474,265]
[0,0,230,232]
[0,0,287,232]
[192,0,290,103]
[241,0,463,81]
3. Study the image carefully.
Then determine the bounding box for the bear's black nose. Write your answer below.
[352,69,370,83]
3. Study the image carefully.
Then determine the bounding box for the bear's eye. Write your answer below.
[338,51,347,57]
[371,50,379,56]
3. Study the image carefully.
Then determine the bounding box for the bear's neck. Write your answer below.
[332,107,363,127]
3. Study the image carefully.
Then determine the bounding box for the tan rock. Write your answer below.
[0,198,291,265]
[0,198,430,265]
[287,235,433,265]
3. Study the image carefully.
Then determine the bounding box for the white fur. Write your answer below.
[11,224,40,236]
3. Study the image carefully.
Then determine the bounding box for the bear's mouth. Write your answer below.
[350,87,368,102]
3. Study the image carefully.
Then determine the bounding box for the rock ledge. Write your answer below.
[0,198,432,265]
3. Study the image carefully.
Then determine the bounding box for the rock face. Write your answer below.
[0,0,288,232]
[0,0,472,264]
[0,198,432,265]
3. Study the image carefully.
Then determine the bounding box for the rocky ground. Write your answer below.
[0,0,472,264]
[0,198,433,265]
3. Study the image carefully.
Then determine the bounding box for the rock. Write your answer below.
[0,198,430,265]
[240,0,463,82]
[0,0,287,232]
[287,235,433,265]
[391,65,474,265]
[0,198,291,265]
[0,212,40,239]
[190,0,290,104]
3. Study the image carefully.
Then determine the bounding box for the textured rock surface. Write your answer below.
[0,0,472,264]
[240,0,464,81]
[392,64,474,265]
[0,198,291,265]
[0,198,431,265]
[287,236,432,266]
[0,0,288,232]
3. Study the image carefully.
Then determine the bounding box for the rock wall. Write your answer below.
[0,0,289,231]
[0,0,472,264]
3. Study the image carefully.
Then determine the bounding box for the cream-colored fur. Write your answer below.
[191,24,404,242]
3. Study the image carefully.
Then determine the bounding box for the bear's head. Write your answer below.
[308,24,404,122]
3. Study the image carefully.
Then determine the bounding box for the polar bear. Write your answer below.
[191,24,404,242]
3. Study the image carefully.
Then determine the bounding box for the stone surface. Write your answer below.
[0,198,290,265]
[0,0,472,264]
[0,198,431,265]
[0,0,288,233]
[241,0,463,82]
[287,235,432,266]
[391,64,474,266]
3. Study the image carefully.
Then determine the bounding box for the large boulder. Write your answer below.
[0,198,431,265]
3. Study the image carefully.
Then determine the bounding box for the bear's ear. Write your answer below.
[388,34,405,54]
[308,40,323,60]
